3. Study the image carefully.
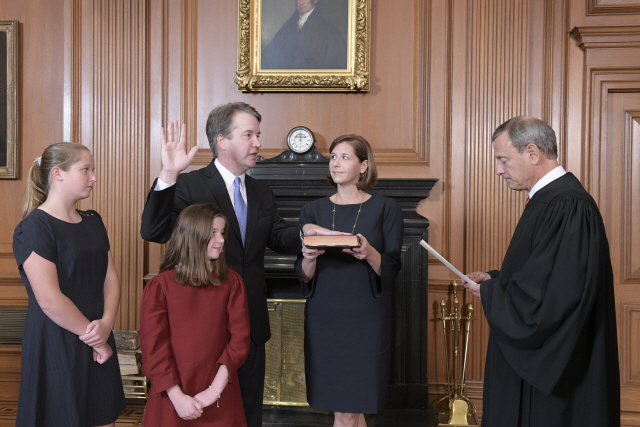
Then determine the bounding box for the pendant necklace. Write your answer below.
[332,192,364,234]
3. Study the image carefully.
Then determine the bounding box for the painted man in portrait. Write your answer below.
[261,0,348,70]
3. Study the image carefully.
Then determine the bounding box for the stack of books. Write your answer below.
[113,330,142,376]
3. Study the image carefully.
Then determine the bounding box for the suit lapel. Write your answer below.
[204,163,243,245]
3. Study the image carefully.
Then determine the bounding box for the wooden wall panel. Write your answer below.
[0,0,67,305]
[0,0,639,422]
[426,0,572,417]
[569,21,640,421]
[464,0,531,398]
[588,0,640,15]
[77,0,149,330]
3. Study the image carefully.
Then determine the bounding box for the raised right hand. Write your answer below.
[159,120,199,185]
[167,385,203,420]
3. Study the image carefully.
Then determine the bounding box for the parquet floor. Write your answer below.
[0,403,437,426]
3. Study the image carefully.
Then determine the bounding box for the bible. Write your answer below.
[303,235,361,248]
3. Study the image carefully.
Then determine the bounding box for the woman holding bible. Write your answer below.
[296,135,404,427]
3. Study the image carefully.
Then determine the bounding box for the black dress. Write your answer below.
[12,209,126,427]
[295,195,403,414]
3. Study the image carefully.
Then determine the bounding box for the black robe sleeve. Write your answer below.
[480,194,610,395]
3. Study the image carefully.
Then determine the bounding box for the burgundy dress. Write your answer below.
[140,268,250,426]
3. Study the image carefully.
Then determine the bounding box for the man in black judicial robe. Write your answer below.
[462,117,620,427]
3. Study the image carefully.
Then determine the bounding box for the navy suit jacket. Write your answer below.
[141,160,300,345]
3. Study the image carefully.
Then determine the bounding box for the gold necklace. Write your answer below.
[331,192,364,234]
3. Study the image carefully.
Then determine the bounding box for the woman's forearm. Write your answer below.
[24,253,91,336]
[301,258,317,283]
[102,252,121,327]
[210,364,229,395]
[40,294,91,336]
[366,249,382,276]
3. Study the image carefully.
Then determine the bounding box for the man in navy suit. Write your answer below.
[141,102,314,426]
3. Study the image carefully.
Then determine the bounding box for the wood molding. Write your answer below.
[0,346,21,402]
[621,304,640,386]
[415,0,431,165]
[571,25,640,50]
[587,0,640,16]
[181,0,198,149]
[622,111,640,283]
[78,0,150,330]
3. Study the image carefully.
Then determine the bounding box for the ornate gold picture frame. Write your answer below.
[236,0,371,92]
[0,21,18,179]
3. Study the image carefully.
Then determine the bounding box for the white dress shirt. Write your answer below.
[298,8,315,29]
[528,165,566,199]
[154,159,248,209]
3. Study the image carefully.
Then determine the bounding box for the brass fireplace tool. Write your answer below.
[435,281,478,426]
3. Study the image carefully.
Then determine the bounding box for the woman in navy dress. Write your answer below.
[12,143,126,426]
[296,135,403,427]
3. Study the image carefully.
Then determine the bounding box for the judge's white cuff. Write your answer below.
[154,177,176,191]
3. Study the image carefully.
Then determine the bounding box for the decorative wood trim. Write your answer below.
[543,0,570,166]
[621,304,640,386]
[587,0,640,16]
[182,0,198,149]
[622,111,640,283]
[620,411,640,426]
[571,26,640,50]
[0,282,27,307]
[78,0,150,330]
[415,0,430,165]
[253,148,428,166]
[464,0,531,390]
[63,0,82,143]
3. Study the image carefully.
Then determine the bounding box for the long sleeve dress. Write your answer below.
[12,209,126,427]
[140,268,251,427]
[295,194,404,414]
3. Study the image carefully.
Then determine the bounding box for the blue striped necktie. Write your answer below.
[234,177,247,245]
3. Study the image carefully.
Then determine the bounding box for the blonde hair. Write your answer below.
[23,142,91,219]
[160,204,229,287]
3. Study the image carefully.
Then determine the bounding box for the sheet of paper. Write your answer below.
[419,240,478,286]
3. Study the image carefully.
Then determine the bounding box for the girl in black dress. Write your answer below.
[297,135,403,427]
[12,143,126,426]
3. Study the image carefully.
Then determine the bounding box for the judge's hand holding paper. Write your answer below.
[418,240,482,298]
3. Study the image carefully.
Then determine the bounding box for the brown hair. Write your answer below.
[22,142,91,219]
[327,134,378,191]
[205,102,262,156]
[160,204,229,287]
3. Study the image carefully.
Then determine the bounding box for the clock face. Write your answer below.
[287,126,315,154]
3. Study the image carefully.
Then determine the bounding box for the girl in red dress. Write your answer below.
[140,204,250,426]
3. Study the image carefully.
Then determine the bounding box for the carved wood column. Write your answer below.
[76,0,149,330]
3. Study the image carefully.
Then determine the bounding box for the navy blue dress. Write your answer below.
[295,195,403,414]
[13,209,126,427]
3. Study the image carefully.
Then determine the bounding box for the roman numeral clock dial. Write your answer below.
[286,126,316,154]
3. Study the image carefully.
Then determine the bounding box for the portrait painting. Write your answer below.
[0,21,18,179]
[260,0,349,70]
[235,0,371,92]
